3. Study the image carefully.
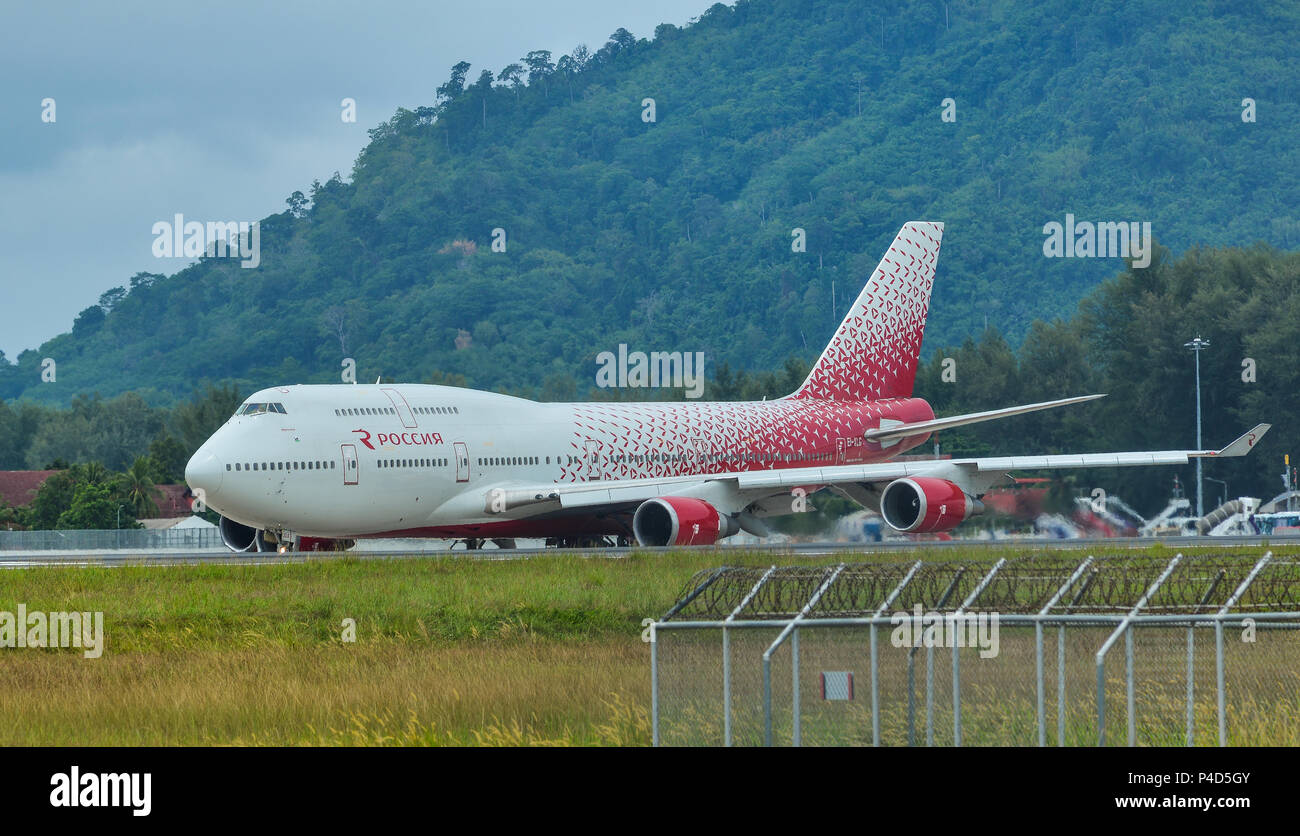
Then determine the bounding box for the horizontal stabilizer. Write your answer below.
[864,394,1106,443]
[1195,424,1270,458]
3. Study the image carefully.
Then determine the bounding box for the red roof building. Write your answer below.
[0,470,59,508]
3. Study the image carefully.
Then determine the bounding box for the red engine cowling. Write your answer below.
[880,477,985,533]
[632,497,738,546]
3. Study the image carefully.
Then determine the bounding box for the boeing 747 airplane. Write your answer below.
[185,222,1269,551]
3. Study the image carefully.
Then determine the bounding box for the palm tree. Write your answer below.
[121,458,158,519]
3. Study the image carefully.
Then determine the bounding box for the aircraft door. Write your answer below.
[341,444,359,485]
[454,442,469,483]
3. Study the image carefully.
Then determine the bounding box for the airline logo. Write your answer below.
[352,429,444,450]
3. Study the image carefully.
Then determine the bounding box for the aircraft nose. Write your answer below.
[185,447,224,505]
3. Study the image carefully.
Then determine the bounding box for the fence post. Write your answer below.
[871,561,921,748]
[907,568,965,746]
[1096,554,1183,747]
[1126,627,1136,746]
[1214,552,1272,747]
[724,566,777,748]
[925,645,934,747]
[1036,621,1045,746]
[651,625,660,747]
[1186,625,1195,746]
[1057,626,1066,746]
[761,564,845,746]
[1215,619,1226,746]
[1039,557,1093,747]
[870,623,879,747]
[1186,568,1225,747]
[722,627,731,747]
[792,628,801,746]
[952,559,1006,747]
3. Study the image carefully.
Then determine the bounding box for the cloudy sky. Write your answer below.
[0,0,713,360]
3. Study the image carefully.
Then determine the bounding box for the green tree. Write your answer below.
[121,457,159,519]
[56,482,136,530]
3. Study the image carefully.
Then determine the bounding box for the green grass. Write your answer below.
[0,544,1296,745]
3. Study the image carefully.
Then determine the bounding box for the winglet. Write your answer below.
[1201,424,1270,457]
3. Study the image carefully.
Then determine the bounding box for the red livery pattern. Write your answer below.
[793,222,940,402]
[559,397,934,482]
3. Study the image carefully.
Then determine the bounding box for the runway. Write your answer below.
[0,534,1293,567]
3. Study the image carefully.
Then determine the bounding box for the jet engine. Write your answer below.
[879,477,985,533]
[632,497,739,546]
[219,515,270,552]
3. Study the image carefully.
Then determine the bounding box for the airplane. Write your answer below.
[184,221,1270,552]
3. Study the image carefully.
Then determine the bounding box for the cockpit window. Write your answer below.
[237,402,287,416]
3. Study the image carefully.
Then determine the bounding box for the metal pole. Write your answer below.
[1096,554,1183,746]
[1126,627,1135,746]
[1186,568,1225,747]
[792,628,801,746]
[925,645,935,746]
[908,568,966,747]
[722,627,731,747]
[1186,625,1195,746]
[907,646,916,746]
[761,564,845,746]
[763,655,772,747]
[870,561,921,749]
[1057,625,1066,746]
[1195,346,1204,519]
[1058,563,1096,747]
[870,624,880,746]
[951,559,1007,747]
[1185,335,1210,520]
[724,566,777,748]
[1036,621,1045,746]
[1039,557,1094,748]
[1215,619,1226,746]
[651,627,659,747]
[1212,551,1273,747]
[952,636,962,747]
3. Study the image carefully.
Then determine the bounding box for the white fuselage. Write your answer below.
[185,383,931,542]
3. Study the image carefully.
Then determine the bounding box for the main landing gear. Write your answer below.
[452,538,517,550]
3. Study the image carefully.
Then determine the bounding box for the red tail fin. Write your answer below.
[791,221,943,401]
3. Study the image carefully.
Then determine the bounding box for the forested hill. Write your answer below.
[3,0,1298,406]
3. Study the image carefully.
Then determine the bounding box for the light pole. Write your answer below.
[1184,336,1210,522]
[116,504,125,550]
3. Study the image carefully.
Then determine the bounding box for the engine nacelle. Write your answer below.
[880,477,984,533]
[219,515,270,552]
[633,497,739,546]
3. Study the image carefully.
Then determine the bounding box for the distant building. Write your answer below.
[0,470,193,518]
[0,470,59,508]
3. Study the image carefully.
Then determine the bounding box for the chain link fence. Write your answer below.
[651,553,1300,746]
[0,527,223,551]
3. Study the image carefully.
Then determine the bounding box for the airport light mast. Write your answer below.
[1184,336,1210,522]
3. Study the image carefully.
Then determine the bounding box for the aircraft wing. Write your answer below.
[863,394,1105,444]
[468,424,1270,515]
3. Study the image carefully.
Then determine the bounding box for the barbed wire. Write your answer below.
[664,554,1300,620]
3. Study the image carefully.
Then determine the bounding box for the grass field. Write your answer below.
[0,544,1296,746]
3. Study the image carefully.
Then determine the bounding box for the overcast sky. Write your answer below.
[0,0,713,360]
